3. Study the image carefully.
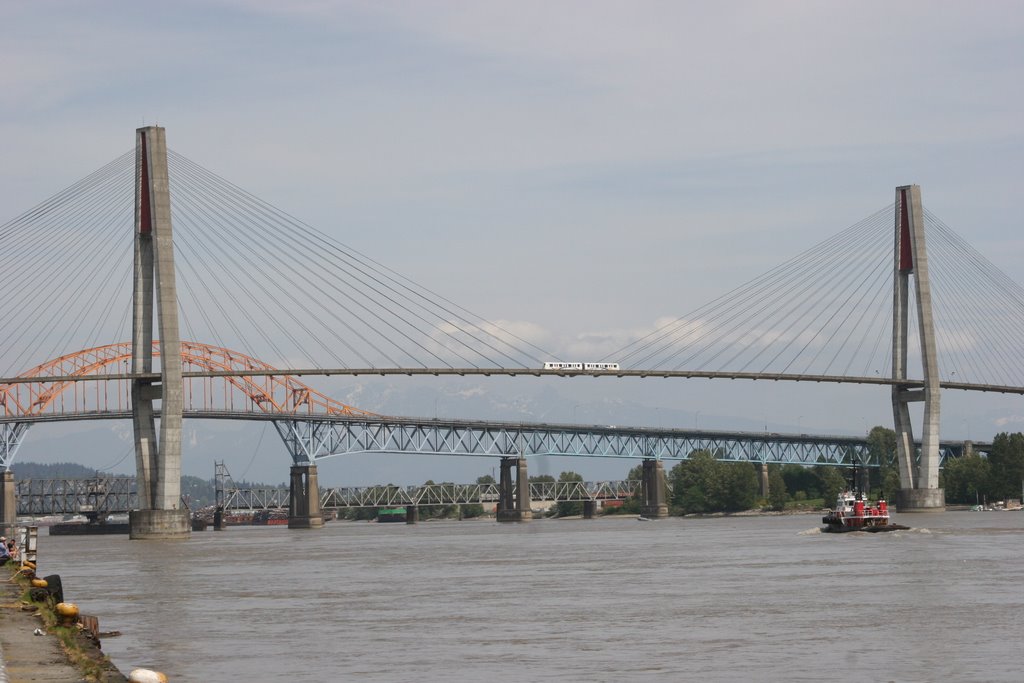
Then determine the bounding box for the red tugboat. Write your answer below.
[821,490,910,533]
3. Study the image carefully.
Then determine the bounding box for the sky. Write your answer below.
[3,1,1024,484]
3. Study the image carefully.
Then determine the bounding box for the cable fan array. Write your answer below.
[165,151,546,371]
[0,148,548,378]
[608,207,898,378]
[3,144,1024,389]
[925,209,1024,388]
[608,206,1024,387]
[0,152,136,379]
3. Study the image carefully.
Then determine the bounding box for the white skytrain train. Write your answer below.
[543,362,621,371]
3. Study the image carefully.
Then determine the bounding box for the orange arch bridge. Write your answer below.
[0,341,378,467]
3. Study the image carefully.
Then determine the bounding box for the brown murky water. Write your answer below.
[40,512,1024,682]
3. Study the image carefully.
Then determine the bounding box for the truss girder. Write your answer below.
[219,481,642,512]
[16,477,137,516]
[318,480,642,508]
[281,420,883,465]
[1,422,29,470]
[220,487,290,511]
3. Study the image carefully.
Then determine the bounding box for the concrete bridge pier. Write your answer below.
[582,500,597,519]
[129,126,190,540]
[640,459,669,518]
[758,463,769,498]
[405,506,419,524]
[288,464,323,529]
[213,507,226,531]
[891,185,945,512]
[496,456,532,522]
[0,471,16,537]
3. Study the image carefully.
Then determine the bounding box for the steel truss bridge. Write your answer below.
[235,480,640,511]
[16,477,136,517]
[14,477,640,516]
[2,409,984,471]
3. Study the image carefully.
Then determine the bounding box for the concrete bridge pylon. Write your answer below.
[891,185,945,512]
[129,126,190,539]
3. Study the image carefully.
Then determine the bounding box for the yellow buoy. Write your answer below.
[30,578,47,588]
[128,669,168,683]
[23,561,35,570]
[55,602,79,618]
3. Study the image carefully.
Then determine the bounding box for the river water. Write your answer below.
[38,512,1023,682]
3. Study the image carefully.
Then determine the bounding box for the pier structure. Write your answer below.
[639,459,668,518]
[0,471,15,536]
[496,456,533,522]
[288,464,323,529]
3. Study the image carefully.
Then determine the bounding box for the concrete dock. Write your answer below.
[0,564,126,682]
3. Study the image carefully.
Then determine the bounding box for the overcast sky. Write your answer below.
[3,2,1023,481]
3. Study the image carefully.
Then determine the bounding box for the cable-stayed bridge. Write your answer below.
[2,127,1021,535]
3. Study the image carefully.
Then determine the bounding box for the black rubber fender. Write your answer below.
[42,574,63,605]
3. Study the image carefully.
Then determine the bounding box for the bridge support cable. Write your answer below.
[891,185,944,512]
[924,209,1024,388]
[606,206,898,378]
[0,152,136,378]
[163,149,549,372]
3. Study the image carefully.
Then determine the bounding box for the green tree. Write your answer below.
[766,465,788,511]
[780,464,820,500]
[987,433,1024,501]
[879,462,901,502]
[669,451,759,514]
[669,450,717,514]
[718,462,759,512]
[940,452,991,505]
[815,467,848,507]
[866,426,897,492]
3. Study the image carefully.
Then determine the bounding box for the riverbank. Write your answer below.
[0,562,127,682]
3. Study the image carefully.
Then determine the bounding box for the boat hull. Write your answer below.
[822,523,910,533]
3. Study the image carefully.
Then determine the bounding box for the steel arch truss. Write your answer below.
[1,340,378,468]
[1,341,376,420]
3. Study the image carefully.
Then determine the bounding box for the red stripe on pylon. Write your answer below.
[899,188,913,271]
[139,134,152,235]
